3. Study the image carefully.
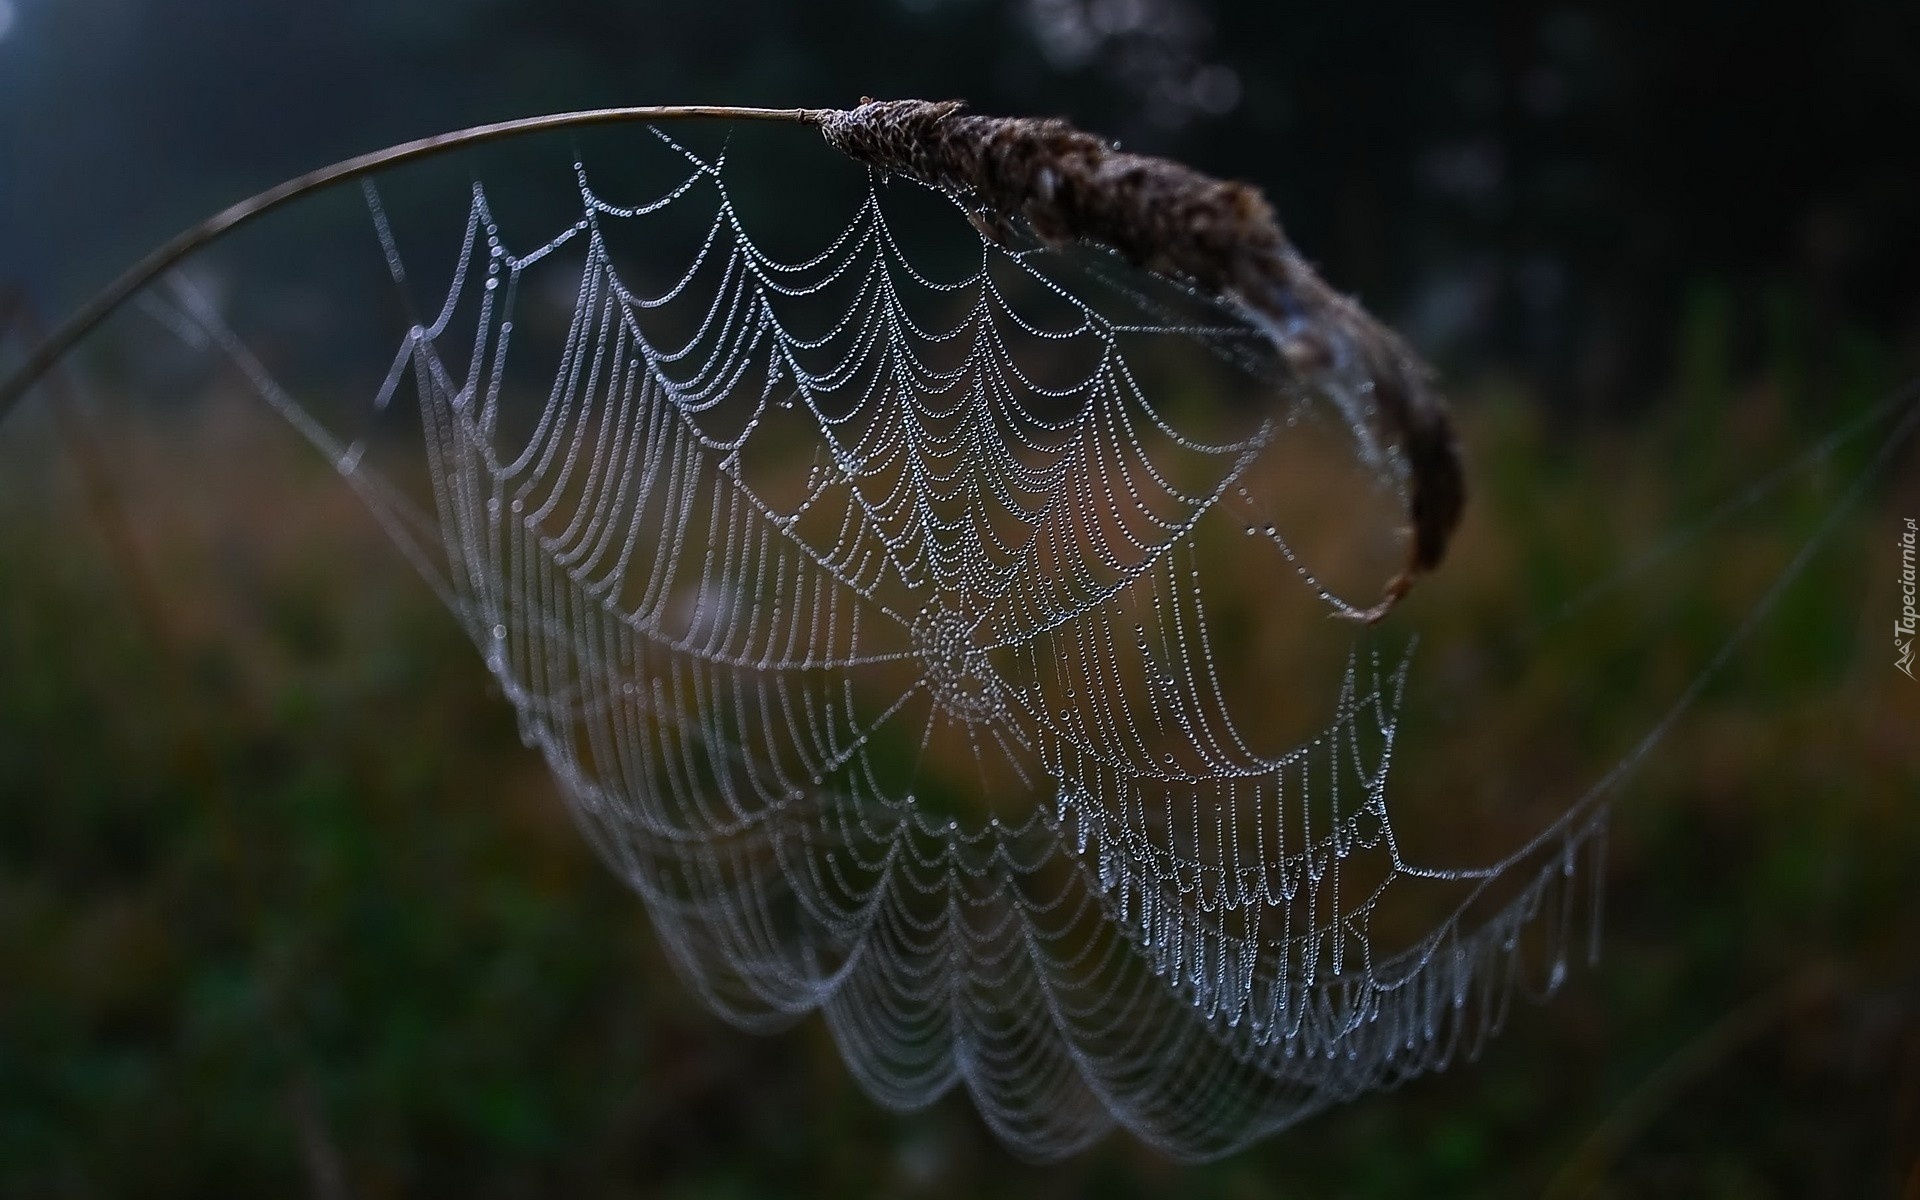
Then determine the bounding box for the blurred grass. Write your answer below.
[1,336,1918,1198]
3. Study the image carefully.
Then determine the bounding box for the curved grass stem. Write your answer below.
[0,104,829,424]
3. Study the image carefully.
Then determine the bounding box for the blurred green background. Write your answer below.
[3,1,1919,1196]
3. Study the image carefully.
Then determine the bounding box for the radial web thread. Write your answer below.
[159,129,1607,1161]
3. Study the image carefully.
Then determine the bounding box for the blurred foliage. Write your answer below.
[1,318,1916,1196]
[3,1,1920,1194]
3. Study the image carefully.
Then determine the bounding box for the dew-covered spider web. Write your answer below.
[103,116,1907,1162]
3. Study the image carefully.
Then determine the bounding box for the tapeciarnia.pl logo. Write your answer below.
[1899,516,1917,679]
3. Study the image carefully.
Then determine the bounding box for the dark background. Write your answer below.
[5,0,1919,409]
[2,2,1918,1197]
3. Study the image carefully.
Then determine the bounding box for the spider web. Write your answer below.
[145,125,1615,1161]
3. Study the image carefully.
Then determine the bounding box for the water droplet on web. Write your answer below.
[155,133,1618,1158]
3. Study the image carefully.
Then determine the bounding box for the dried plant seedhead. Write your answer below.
[822,97,1291,297]
[821,98,1465,621]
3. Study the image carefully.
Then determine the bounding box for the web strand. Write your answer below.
[145,129,1615,1161]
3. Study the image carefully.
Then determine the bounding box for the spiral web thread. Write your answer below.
[157,127,1607,1160]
